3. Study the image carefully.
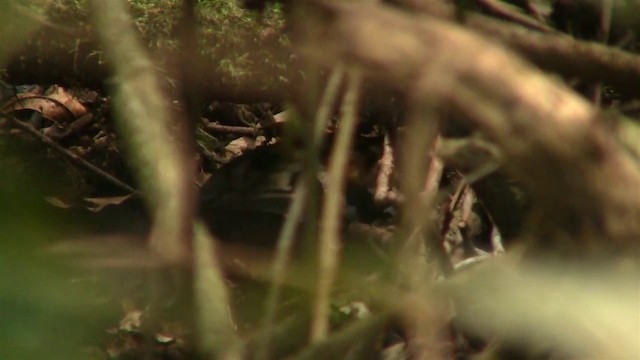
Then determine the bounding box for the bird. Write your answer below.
[199,143,317,249]
[199,142,392,280]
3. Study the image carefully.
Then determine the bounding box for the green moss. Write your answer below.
[22,0,289,94]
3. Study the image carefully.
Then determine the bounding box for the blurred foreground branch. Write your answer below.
[297,1,640,256]
[90,0,195,263]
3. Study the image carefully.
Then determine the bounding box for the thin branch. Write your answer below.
[476,0,557,33]
[599,0,613,44]
[393,79,446,359]
[204,122,259,136]
[391,0,640,98]
[311,69,362,343]
[4,112,138,194]
[90,0,194,263]
[374,134,394,202]
[256,182,307,359]
[257,66,346,360]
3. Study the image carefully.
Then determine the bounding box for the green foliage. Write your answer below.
[41,0,289,89]
[0,144,111,360]
[0,1,47,66]
[196,0,289,86]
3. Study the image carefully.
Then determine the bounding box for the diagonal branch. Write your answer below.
[389,0,640,98]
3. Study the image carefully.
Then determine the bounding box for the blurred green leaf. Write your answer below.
[0,144,112,360]
[0,1,48,66]
[445,258,640,358]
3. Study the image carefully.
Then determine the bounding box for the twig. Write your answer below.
[423,137,443,196]
[91,0,194,263]
[423,145,453,278]
[257,66,346,360]
[591,0,614,107]
[374,134,394,201]
[204,122,259,136]
[311,69,362,343]
[476,0,557,33]
[599,0,613,44]
[4,112,138,195]
[390,0,640,98]
[257,182,308,357]
[393,77,441,283]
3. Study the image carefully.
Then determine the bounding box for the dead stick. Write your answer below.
[4,112,139,195]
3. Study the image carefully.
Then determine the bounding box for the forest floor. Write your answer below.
[1,1,639,359]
